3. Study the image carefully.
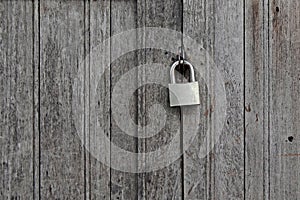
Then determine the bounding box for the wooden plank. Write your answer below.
[110,1,138,199]
[269,1,300,199]
[33,0,41,198]
[208,0,244,198]
[182,0,245,199]
[136,2,147,199]
[88,0,111,199]
[84,3,90,199]
[39,1,86,198]
[182,0,209,199]
[245,0,270,199]
[136,0,183,199]
[0,1,34,199]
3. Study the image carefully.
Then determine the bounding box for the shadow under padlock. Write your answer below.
[169,60,200,107]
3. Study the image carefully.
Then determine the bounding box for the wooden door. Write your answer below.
[0,0,299,199]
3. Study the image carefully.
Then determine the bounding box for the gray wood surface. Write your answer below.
[1,0,300,199]
[39,0,86,198]
[0,1,34,199]
[183,0,244,199]
[33,0,41,199]
[110,0,139,199]
[245,0,270,199]
[269,1,300,199]
[245,1,300,200]
[136,0,183,199]
[211,0,245,198]
[182,0,212,199]
[88,0,111,199]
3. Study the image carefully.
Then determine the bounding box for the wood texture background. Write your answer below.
[0,0,299,199]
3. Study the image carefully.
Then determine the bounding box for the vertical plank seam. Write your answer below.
[180,1,184,200]
[144,1,147,198]
[135,3,139,198]
[205,0,212,199]
[88,0,92,199]
[263,1,265,198]
[263,0,266,198]
[267,0,271,199]
[137,0,147,198]
[32,0,36,199]
[135,1,139,199]
[137,23,139,200]
[83,1,87,199]
[38,0,41,198]
[211,1,215,198]
[262,0,271,199]
[143,1,147,198]
[243,0,246,199]
[109,0,112,199]
[7,3,11,199]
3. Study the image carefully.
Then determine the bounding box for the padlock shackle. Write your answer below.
[170,60,195,84]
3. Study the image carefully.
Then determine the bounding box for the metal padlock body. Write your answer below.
[169,60,200,107]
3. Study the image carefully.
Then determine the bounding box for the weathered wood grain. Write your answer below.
[183,0,245,199]
[136,2,147,199]
[1,1,300,199]
[87,0,111,199]
[33,0,41,199]
[182,0,210,199]
[0,1,34,199]
[84,2,90,199]
[269,1,300,199]
[245,0,270,199]
[39,1,86,198]
[110,1,138,199]
[136,0,183,200]
[210,0,244,198]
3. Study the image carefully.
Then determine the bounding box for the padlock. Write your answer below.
[169,60,200,107]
